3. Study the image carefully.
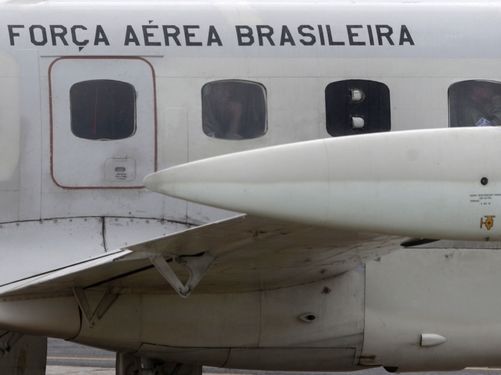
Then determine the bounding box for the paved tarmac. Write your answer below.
[45,369,501,375]
[47,338,115,368]
[46,339,501,375]
[47,338,113,374]
[47,368,114,375]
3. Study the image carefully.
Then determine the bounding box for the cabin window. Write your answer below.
[325,80,391,137]
[449,80,501,127]
[202,80,267,140]
[70,79,137,140]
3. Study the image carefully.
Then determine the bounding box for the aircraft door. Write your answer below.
[49,57,156,188]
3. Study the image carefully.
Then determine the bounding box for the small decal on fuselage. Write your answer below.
[481,215,496,230]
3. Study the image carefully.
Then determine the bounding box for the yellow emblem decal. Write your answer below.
[481,215,496,231]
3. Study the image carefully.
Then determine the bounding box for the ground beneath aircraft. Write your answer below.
[47,368,113,375]
[46,339,501,375]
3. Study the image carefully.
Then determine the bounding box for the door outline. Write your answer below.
[49,56,158,189]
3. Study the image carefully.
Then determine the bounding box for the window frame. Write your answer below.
[448,79,501,128]
[325,79,391,137]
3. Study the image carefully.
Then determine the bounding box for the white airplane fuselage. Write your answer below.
[0,0,501,373]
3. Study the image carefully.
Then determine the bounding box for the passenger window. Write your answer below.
[70,80,136,140]
[449,80,501,127]
[202,80,267,140]
[325,80,391,137]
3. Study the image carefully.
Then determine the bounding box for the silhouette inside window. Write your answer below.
[70,80,136,140]
[202,80,267,140]
[449,80,501,127]
[325,80,391,137]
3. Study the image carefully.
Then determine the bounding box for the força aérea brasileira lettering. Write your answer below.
[6,23,415,49]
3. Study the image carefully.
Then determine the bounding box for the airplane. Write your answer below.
[0,0,501,373]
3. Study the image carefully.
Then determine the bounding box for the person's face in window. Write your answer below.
[212,85,232,105]
[471,85,493,104]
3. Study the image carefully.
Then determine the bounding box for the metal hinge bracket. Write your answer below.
[73,287,119,328]
[149,252,214,298]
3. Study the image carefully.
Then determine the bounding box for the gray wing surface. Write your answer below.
[0,215,404,298]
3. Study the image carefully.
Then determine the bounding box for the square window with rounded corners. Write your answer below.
[70,79,137,140]
[202,80,267,140]
[449,80,501,127]
[325,80,391,137]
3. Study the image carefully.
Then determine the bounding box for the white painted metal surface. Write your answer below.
[0,0,500,373]
[0,218,104,286]
[420,334,447,347]
[145,128,501,241]
[0,218,190,287]
[0,53,19,182]
[363,248,501,370]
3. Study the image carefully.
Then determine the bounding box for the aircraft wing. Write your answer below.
[0,214,404,298]
[4,128,499,299]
